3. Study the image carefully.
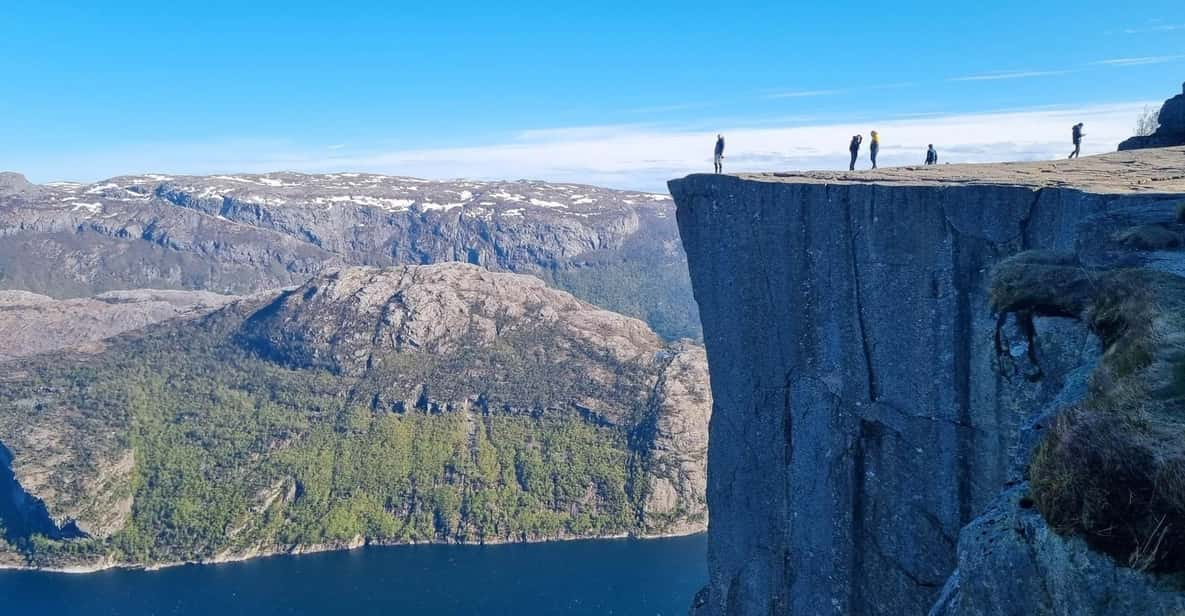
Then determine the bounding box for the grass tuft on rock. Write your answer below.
[1113,224,1183,251]
[992,251,1185,572]
[988,251,1094,319]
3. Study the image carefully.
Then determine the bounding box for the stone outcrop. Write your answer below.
[0,289,235,362]
[0,172,699,340]
[669,148,1185,615]
[930,486,1185,616]
[1119,81,1185,150]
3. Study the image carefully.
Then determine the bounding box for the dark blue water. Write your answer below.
[0,534,705,615]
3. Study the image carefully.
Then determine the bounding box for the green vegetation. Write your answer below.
[548,259,702,342]
[991,251,1185,572]
[0,302,678,568]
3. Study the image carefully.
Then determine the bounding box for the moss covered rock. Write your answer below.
[990,251,1185,572]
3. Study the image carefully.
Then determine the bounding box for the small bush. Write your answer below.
[1031,409,1185,572]
[988,251,1094,319]
[1113,225,1183,251]
[1136,106,1161,138]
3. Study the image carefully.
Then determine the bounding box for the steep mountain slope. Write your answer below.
[0,263,709,570]
[0,289,235,362]
[0,171,699,340]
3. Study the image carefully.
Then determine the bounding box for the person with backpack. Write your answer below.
[869,130,881,169]
[713,134,725,174]
[925,144,938,165]
[1068,123,1085,159]
[848,134,863,171]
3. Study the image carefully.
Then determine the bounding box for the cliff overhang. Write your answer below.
[670,147,1185,615]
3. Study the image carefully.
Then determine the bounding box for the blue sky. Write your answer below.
[1,1,1183,190]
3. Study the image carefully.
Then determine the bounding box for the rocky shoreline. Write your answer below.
[0,528,706,575]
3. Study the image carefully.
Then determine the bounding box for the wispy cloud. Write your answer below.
[514,124,651,142]
[765,89,845,99]
[1122,23,1185,34]
[866,82,918,91]
[949,69,1070,82]
[1093,54,1185,66]
[327,143,347,150]
[624,102,710,115]
[762,82,914,101]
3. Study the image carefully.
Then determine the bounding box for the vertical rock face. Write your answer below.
[668,151,1185,616]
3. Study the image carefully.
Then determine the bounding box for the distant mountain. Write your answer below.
[0,171,699,340]
[0,263,709,570]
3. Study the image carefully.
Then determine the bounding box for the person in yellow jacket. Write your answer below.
[869,130,880,169]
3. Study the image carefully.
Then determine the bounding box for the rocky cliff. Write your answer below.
[1119,81,1185,151]
[0,172,698,340]
[669,147,1185,615]
[0,263,709,569]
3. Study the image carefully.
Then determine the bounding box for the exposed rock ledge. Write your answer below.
[669,148,1185,615]
[930,486,1185,616]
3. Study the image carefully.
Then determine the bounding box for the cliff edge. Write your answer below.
[670,147,1185,615]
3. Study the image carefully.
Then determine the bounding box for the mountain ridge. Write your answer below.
[0,262,709,571]
[0,171,700,340]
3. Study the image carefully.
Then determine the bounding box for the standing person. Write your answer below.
[1068,123,1085,159]
[714,134,725,174]
[925,144,938,165]
[869,130,880,169]
[848,134,863,171]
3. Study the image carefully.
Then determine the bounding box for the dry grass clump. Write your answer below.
[992,252,1185,572]
[1031,409,1185,572]
[988,251,1094,319]
[1113,224,1183,251]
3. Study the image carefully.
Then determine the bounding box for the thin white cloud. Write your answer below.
[949,70,1070,82]
[1093,54,1185,66]
[327,143,347,150]
[765,89,845,99]
[866,82,918,91]
[1122,23,1185,34]
[8,102,1157,193]
[514,124,650,142]
[624,102,710,114]
[763,83,913,101]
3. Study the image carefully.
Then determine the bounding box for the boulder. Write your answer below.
[1119,81,1185,150]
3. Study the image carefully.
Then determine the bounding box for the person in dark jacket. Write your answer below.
[713,134,725,174]
[848,134,863,171]
[1068,123,1085,159]
[869,130,880,169]
[925,144,938,165]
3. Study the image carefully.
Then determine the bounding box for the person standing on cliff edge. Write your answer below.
[713,134,725,174]
[925,144,938,165]
[869,130,881,169]
[848,134,863,171]
[1068,123,1085,159]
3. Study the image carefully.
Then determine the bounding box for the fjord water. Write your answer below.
[0,534,705,615]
